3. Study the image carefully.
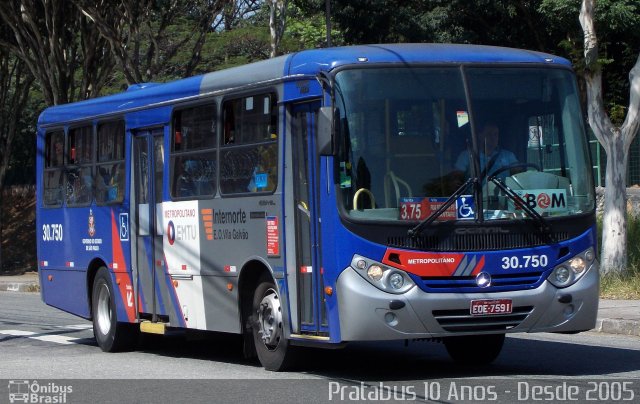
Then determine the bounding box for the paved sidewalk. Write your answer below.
[596,300,640,337]
[1,272,638,337]
[0,272,39,293]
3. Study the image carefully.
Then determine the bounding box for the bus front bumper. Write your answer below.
[336,262,599,341]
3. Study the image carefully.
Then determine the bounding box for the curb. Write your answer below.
[0,281,40,293]
[595,318,640,337]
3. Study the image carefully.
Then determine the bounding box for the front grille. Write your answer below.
[433,306,534,332]
[421,272,544,291]
[388,232,569,252]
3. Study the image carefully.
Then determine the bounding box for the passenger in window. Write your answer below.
[225,129,235,144]
[248,145,277,192]
[53,140,64,166]
[46,170,63,205]
[80,170,93,203]
[66,169,89,205]
[97,166,110,202]
[174,130,183,151]
[96,164,122,202]
[177,159,197,197]
[81,145,93,164]
[224,105,236,144]
[109,164,124,201]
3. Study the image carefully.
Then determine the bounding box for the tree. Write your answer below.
[0,36,35,271]
[72,0,229,83]
[328,1,560,50]
[579,0,640,273]
[0,0,115,105]
[220,0,262,31]
[287,1,343,49]
[267,0,287,57]
[540,0,640,126]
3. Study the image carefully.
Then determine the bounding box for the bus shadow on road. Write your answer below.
[134,331,259,367]
[299,335,640,381]
[124,331,640,379]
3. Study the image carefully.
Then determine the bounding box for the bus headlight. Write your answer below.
[548,247,595,288]
[569,257,586,274]
[554,266,571,285]
[350,255,415,294]
[389,272,405,289]
[367,265,384,281]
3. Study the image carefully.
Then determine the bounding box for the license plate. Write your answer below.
[470,299,513,316]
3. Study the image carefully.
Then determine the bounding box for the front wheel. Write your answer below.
[92,267,138,352]
[251,278,296,371]
[443,333,505,365]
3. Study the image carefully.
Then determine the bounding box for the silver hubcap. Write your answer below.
[257,288,282,349]
[96,283,112,336]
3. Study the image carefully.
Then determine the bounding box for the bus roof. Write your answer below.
[38,43,570,127]
[286,43,570,76]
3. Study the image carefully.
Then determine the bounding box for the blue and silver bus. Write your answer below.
[36,44,598,370]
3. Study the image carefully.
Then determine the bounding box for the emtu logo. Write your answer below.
[201,208,213,240]
[167,221,176,245]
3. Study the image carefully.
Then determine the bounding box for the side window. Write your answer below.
[96,121,126,205]
[171,103,217,198]
[221,93,278,195]
[65,126,93,206]
[43,130,65,207]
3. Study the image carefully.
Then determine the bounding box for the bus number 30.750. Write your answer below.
[501,255,548,269]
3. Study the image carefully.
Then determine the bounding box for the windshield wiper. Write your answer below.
[408,177,476,238]
[488,176,556,242]
[408,175,556,242]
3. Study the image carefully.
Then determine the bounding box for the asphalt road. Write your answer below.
[1,291,639,403]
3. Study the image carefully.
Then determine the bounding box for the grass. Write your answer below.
[600,269,640,299]
[597,215,640,300]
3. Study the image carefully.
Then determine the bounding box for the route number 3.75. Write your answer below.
[501,254,548,269]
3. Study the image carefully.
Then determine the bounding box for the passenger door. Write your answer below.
[131,128,166,321]
[291,102,328,335]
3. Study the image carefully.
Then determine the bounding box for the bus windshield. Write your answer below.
[334,66,595,223]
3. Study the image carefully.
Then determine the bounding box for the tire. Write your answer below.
[251,278,296,371]
[443,333,505,365]
[92,267,138,352]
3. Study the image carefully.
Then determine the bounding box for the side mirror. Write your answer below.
[317,106,335,156]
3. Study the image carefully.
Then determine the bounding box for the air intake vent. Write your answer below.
[388,232,569,252]
[422,272,544,290]
[432,306,534,332]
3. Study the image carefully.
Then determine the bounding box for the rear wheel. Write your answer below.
[251,278,296,371]
[92,267,138,352]
[443,333,505,365]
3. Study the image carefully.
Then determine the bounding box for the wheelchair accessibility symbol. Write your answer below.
[119,213,129,241]
[456,196,475,219]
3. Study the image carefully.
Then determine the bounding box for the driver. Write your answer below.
[453,122,518,181]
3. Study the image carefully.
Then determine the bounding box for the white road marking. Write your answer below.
[0,329,83,345]
[53,324,93,330]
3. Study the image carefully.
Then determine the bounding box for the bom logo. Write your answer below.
[515,190,566,212]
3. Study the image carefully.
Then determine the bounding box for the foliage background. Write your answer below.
[3,0,640,186]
